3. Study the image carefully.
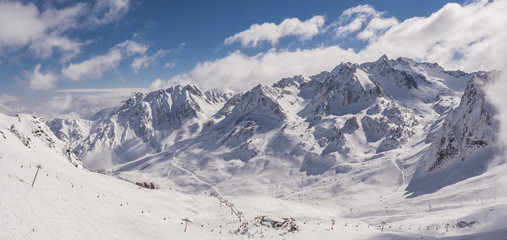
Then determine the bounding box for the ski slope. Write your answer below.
[2,113,507,239]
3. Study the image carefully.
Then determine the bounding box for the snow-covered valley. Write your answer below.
[2,56,507,239]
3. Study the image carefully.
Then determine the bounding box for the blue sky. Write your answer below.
[0,0,505,118]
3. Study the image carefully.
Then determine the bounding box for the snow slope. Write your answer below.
[3,112,507,239]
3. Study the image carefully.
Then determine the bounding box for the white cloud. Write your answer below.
[359,0,507,72]
[117,40,148,56]
[131,56,150,74]
[0,0,131,63]
[224,15,325,47]
[40,2,86,32]
[0,94,25,116]
[50,89,142,119]
[0,1,53,48]
[61,40,151,81]
[156,47,360,92]
[26,64,59,90]
[28,34,82,62]
[0,1,85,60]
[18,88,147,119]
[153,0,507,93]
[149,78,165,90]
[54,88,146,94]
[131,49,170,74]
[335,17,365,38]
[356,17,398,42]
[485,66,507,166]
[48,93,73,111]
[61,49,123,81]
[340,4,380,19]
[334,4,381,38]
[164,62,175,68]
[90,0,131,25]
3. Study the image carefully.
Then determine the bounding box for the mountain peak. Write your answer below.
[331,62,360,73]
[394,56,416,65]
[273,75,308,88]
[377,54,389,63]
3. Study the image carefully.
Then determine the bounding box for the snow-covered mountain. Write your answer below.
[49,85,231,169]
[425,73,497,172]
[1,113,84,169]
[46,55,490,197]
[406,72,500,197]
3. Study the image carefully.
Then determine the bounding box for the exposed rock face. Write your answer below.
[425,73,498,171]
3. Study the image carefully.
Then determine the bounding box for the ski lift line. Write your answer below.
[345,204,493,216]
[350,196,505,212]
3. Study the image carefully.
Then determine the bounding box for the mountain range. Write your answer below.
[2,55,506,239]
[41,55,498,197]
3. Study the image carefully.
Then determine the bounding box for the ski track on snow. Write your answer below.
[169,145,222,196]
[391,156,406,192]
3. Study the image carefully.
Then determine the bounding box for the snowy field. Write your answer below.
[2,113,507,240]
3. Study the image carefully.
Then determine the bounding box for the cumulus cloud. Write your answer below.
[356,17,398,42]
[131,56,150,74]
[0,94,26,116]
[48,93,73,111]
[116,40,148,56]
[0,1,46,47]
[26,64,59,90]
[0,0,131,63]
[61,40,150,81]
[39,2,86,32]
[149,78,165,90]
[90,0,131,25]
[61,49,123,81]
[152,0,507,93]
[360,1,507,72]
[131,49,170,74]
[224,15,325,47]
[334,4,382,38]
[28,34,82,62]
[341,4,380,19]
[156,47,360,91]
[0,1,84,60]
